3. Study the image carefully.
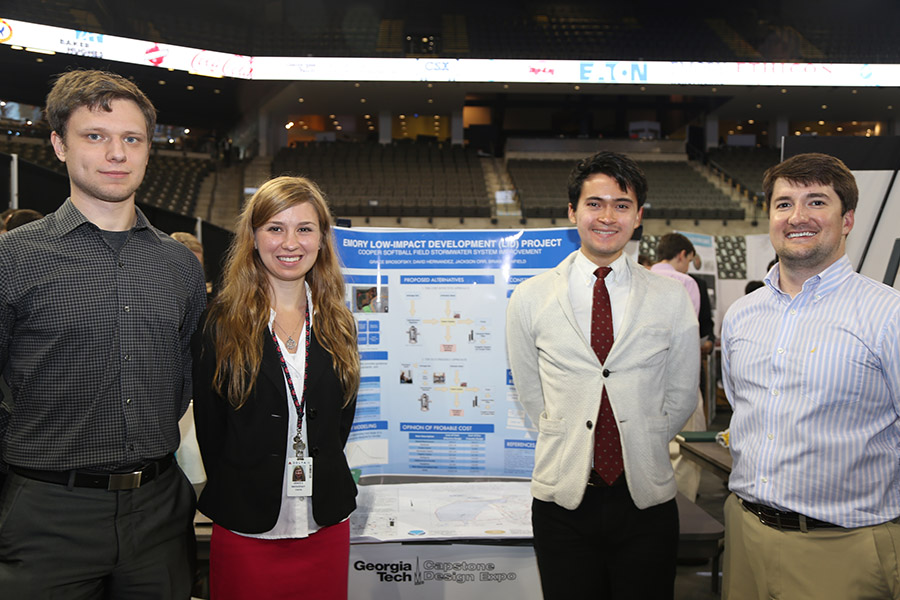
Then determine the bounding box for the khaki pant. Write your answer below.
[723,492,900,600]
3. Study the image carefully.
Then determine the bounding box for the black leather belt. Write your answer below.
[12,454,175,491]
[587,471,625,488]
[740,498,840,532]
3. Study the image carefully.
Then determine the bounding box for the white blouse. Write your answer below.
[235,284,319,539]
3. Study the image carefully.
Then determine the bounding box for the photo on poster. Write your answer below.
[353,285,389,313]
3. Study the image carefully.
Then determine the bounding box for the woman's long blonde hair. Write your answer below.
[206,176,360,409]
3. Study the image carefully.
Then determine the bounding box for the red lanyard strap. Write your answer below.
[270,302,311,458]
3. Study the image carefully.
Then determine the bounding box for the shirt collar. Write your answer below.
[651,262,678,274]
[51,199,158,240]
[573,250,630,288]
[765,254,853,300]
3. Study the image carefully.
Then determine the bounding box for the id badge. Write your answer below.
[287,458,313,497]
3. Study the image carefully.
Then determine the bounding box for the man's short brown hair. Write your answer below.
[45,70,157,141]
[762,153,858,215]
[656,232,695,262]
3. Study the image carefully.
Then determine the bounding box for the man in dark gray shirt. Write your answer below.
[0,70,206,598]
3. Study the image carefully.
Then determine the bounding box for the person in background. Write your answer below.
[171,231,204,266]
[169,231,212,487]
[4,209,43,231]
[192,176,360,600]
[690,253,715,356]
[506,151,699,599]
[650,233,706,501]
[722,153,900,599]
[689,257,716,429]
[0,69,205,598]
[171,231,214,298]
[650,233,700,316]
[0,209,13,234]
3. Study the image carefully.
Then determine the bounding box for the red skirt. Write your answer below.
[209,520,350,600]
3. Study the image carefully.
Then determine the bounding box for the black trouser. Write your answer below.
[0,464,196,599]
[531,482,679,600]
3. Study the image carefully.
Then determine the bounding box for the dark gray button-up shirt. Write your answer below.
[0,199,206,471]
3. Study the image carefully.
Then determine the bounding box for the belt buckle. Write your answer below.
[108,471,142,490]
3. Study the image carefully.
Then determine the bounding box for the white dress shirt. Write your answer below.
[569,250,631,344]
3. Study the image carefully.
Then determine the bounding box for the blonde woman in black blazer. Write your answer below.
[192,176,359,600]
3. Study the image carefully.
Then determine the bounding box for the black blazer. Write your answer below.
[191,313,357,534]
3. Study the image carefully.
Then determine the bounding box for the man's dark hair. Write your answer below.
[567,151,648,209]
[762,153,858,215]
[656,232,695,262]
[5,209,43,231]
[45,69,157,141]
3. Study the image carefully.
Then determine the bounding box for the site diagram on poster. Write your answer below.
[351,481,533,542]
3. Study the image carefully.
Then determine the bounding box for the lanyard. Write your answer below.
[270,301,311,459]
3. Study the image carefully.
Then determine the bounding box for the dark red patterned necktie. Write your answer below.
[591,266,623,484]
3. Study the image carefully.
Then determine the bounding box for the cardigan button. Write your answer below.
[586,420,593,429]
[309,408,318,419]
[310,447,320,457]
[602,369,610,377]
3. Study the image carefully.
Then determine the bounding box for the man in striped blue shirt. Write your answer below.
[721,153,900,600]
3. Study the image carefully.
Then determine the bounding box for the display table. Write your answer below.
[676,439,733,481]
[194,480,724,598]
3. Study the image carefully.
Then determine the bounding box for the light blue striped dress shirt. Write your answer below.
[722,254,900,528]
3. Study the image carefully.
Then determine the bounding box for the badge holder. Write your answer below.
[287,436,312,497]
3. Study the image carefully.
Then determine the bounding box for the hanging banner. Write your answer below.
[4,17,900,87]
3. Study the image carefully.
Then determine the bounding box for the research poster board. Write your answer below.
[339,227,580,479]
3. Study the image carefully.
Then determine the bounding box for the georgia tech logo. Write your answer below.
[354,557,517,585]
[354,559,413,582]
[0,19,13,43]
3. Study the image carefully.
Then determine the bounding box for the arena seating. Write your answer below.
[466,7,736,61]
[640,161,745,220]
[506,159,569,219]
[0,136,213,217]
[137,156,215,216]
[272,142,491,219]
[707,147,780,197]
[0,138,62,173]
[509,158,745,221]
[6,0,899,64]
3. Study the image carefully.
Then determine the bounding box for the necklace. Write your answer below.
[273,317,302,351]
[270,302,311,460]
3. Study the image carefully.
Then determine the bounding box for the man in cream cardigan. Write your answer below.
[506,151,699,599]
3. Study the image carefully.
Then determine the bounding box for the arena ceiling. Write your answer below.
[2,0,898,137]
